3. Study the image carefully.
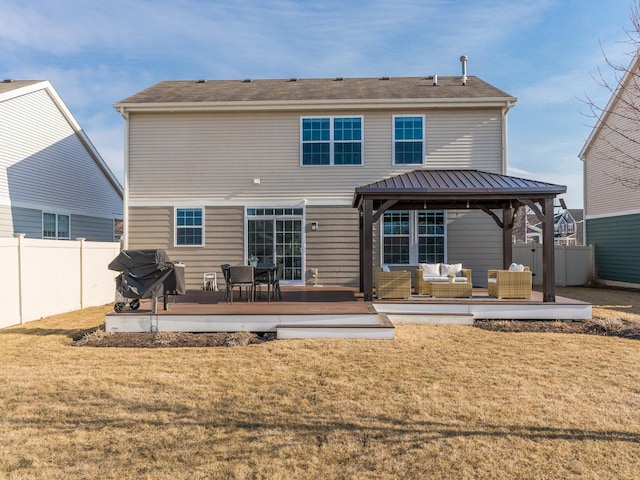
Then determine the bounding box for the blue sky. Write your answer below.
[1,0,636,208]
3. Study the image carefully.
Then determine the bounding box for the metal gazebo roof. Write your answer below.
[353,169,566,210]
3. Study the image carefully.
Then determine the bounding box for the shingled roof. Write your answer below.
[115,76,515,106]
[0,80,43,95]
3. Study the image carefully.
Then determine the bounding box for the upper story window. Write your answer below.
[301,116,363,166]
[175,207,204,246]
[43,212,70,240]
[393,115,424,165]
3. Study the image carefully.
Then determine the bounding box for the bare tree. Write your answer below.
[581,1,640,189]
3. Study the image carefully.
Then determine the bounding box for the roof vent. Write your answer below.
[379,76,390,80]
[432,74,438,86]
[334,77,344,81]
[460,55,468,86]
[242,78,252,83]
[287,78,298,82]
[196,79,207,83]
[3,79,16,83]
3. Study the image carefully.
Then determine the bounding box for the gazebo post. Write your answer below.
[542,197,556,302]
[362,199,374,301]
[502,206,513,269]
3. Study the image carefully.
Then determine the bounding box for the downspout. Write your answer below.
[119,107,130,250]
[501,101,515,174]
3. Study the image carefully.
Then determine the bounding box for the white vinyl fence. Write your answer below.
[0,234,120,329]
[513,244,595,286]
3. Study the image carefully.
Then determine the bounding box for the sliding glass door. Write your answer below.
[246,208,304,282]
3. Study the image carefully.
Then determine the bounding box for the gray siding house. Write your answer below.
[0,80,123,241]
[579,51,640,288]
[115,73,517,289]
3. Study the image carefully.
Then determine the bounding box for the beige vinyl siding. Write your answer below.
[128,205,246,289]
[0,89,122,218]
[425,110,502,171]
[446,210,502,287]
[584,81,640,218]
[127,108,504,203]
[305,205,360,286]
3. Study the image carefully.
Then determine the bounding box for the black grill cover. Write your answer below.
[108,250,182,300]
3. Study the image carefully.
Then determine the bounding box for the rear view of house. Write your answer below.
[115,64,522,290]
[0,80,122,241]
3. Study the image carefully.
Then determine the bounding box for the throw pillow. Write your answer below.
[419,263,441,276]
[381,264,391,273]
[440,263,463,277]
[508,263,525,272]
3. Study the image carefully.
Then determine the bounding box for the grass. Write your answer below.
[1,287,640,479]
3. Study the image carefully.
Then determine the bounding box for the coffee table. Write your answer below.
[428,281,472,298]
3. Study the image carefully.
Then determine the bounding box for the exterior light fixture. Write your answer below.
[311,222,319,231]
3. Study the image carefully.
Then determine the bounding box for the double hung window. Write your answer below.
[393,115,424,165]
[43,212,70,239]
[175,208,204,246]
[382,210,445,265]
[301,116,362,165]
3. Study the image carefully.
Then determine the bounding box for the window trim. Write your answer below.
[42,212,71,240]
[174,207,205,247]
[300,115,364,166]
[380,209,447,266]
[392,114,425,165]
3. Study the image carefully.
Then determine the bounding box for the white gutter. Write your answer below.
[119,106,130,250]
[112,96,518,113]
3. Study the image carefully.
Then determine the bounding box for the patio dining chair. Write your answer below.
[228,265,255,303]
[269,263,283,301]
[220,264,231,302]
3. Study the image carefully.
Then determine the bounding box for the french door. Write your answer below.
[246,207,304,282]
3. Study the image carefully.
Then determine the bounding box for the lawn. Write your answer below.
[1,287,639,479]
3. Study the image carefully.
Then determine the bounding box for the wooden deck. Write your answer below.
[105,286,592,339]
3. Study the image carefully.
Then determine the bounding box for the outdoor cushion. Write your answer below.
[423,276,449,282]
[419,263,441,276]
[508,263,525,272]
[381,264,391,273]
[440,263,463,277]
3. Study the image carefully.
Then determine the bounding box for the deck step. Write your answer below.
[276,314,395,340]
[387,312,475,325]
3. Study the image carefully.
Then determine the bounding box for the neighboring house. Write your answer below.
[579,51,640,288]
[115,70,519,289]
[532,210,579,245]
[0,80,122,241]
[514,207,582,246]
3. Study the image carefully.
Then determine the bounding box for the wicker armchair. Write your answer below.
[375,269,411,299]
[487,267,532,299]
[414,268,472,295]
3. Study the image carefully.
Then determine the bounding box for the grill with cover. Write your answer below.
[108,249,185,313]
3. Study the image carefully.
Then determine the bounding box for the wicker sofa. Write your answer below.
[487,266,532,299]
[375,269,412,299]
[414,263,472,295]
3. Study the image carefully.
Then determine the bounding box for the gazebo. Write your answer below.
[353,169,567,302]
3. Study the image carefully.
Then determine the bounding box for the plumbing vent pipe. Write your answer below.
[433,75,438,86]
[460,55,468,85]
